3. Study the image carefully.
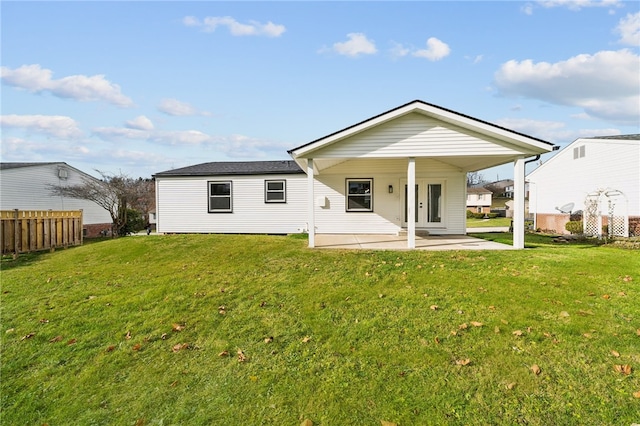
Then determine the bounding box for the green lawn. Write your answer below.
[466,217,512,228]
[1,234,639,425]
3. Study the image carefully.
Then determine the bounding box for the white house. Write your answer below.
[466,187,493,214]
[527,135,640,236]
[0,162,113,237]
[155,100,555,249]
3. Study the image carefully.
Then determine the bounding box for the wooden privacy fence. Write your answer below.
[1,210,83,256]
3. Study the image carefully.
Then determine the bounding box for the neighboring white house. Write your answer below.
[0,162,113,237]
[466,186,493,214]
[527,135,640,236]
[155,100,555,249]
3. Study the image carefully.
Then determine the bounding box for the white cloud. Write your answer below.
[151,130,212,146]
[328,33,377,58]
[125,115,154,131]
[219,134,291,158]
[92,127,151,141]
[615,12,640,46]
[157,98,210,116]
[536,0,622,11]
[389,42,410,59]
[0,114,83,138]
[494,117,622,144]
[413,37,451,61]
[494,49,640,123]
[0,64,133,107]
[183,15,285,37]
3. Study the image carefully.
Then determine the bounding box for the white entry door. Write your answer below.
[402,180,444,228]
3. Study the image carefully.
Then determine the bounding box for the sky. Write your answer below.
[1,0,639,181]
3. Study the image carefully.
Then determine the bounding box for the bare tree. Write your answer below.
[128,178,155,224]
[466,171,484,186]
[48,170,135,236]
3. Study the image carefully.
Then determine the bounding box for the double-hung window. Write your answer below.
[208,181,232,213]
[346,178,373,212]
[265,180,286,203]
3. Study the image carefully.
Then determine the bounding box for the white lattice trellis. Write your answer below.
[583,189,629,238]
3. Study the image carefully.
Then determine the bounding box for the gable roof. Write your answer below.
[287,100,555,174]
[467,186,492,194]
[289,99,554,158]
[154,160,304,177]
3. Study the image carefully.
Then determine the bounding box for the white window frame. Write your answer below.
[346,178,373,212]
[208,181,232,213]
[265,179,286,203]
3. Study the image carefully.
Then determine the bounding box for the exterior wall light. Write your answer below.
[388,185,393,194]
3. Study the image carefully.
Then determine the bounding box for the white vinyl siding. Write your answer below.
[528,138,639,217]
[311,113,530,158]
[0,164,112,225]
[157,174,307,234]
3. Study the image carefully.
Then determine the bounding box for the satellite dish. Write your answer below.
[555,202,574,214]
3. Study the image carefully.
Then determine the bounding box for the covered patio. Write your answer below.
[314,233,514,251]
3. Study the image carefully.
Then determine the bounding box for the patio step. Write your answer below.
[398,229,430,237]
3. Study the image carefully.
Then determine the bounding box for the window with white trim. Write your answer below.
[265,179,286,203]
[208,181,232,213]
[346,178,373,212]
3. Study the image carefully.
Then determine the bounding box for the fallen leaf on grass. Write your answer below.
[264,336,273,343]
[512,330,523,336]
[434,336,440,345]
[20,332,35,341]
[49,335,62,343]
[602,294,610,300]
[125,331,132,340]
[172,323,185,332]
[614,364,632,375]
[471,321,483,327]
[218,350,229,357]
[456,359,472,366]
[218,306,226,315]
[67,338,77,345]
[302,336,312,343]
[611,350,620,358]
[430,305,438,310]
[106,345,116,352]
[161,333,167,340]
[633,390,640,399]
[637,329,640,336]
[559,311,570,318]
[39,318,49,324]
[380,421,397,426]
[531,364,541,375]
[494,326,500,334]
[300,420,313,426]
[172,343,189,353]
[458,323,468,330]
[505,382,516,390]
[622,275,633,282]
[132,343,141,351]
[237,349,247,362]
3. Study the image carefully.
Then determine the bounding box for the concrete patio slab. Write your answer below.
[314,234,514,251]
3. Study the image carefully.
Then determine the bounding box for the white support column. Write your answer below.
[307,159,315,248]
[407,157,416,249]
[513,157,526,249]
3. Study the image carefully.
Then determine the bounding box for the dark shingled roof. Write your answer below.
[154,160,304,177]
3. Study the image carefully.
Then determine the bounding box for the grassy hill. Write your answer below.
[1,234,638,425]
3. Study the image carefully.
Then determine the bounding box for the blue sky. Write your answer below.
[2,1,639,180]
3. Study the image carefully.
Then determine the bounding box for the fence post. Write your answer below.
[13,209,19,259]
